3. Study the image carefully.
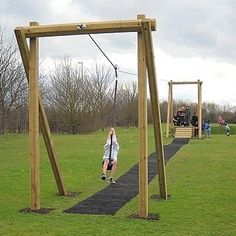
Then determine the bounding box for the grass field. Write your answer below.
[0,125,235,235]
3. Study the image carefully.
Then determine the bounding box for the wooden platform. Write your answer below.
[175,127,193,138]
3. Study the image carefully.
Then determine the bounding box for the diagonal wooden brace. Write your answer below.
[14,28,67,196]
[141,20,167,200]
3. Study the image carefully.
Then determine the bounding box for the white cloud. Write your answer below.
[156,48,236,105]
[156,0,236,63]
[1,0,236,105]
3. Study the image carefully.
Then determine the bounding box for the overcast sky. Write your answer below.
[1,0,236,106]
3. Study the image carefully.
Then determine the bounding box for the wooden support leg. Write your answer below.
[166,82,171,138]
[198,80,202,139]
[141,20,168,199]
[39,97,67,195]
[170,81,174,135]
[29,22,40,210]
[138,14,148,218]
[14,27,67,197]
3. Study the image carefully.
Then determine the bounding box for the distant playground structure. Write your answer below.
[166,80,203,139]
[14,15,167,219]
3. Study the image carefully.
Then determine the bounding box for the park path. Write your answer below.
[64,138,189,215]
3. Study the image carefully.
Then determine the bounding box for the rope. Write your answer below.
[82,28,118,127]
[111,67,118,127]
[88,34,117,71]
[78,25,119,165]
[78,24,117,70]
[108,133,113,163]
[119,70,137,76]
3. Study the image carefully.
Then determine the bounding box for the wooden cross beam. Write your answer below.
[171,81,201,85]
[16,19,156,38]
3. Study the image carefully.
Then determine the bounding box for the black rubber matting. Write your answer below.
[64,138,189,215]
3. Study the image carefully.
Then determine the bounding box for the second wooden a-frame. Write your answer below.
[14,14,167,218]
[166,80,203,138]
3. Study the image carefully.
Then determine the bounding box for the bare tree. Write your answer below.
[87,63,114,130]
[45,56,85,134]
[117,82,138,127]
[41,55,236,133]
[44,59,116,133]
[0,27,27,134]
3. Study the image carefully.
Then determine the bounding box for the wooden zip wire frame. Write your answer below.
[14,14,167,218]
[166,80,203,138]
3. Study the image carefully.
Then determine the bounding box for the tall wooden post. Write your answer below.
[138,14,148,218]
[166,82,171,138]
[198,80,202,138]
[29,22,40,210]
[141,20,167,199]
[170,81,174,134]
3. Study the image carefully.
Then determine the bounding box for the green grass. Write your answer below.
[0,126,235,235]
[210,123,236,134]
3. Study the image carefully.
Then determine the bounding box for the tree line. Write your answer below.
[0,27,236,134]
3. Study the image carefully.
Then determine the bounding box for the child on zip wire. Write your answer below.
[100,127,119,184]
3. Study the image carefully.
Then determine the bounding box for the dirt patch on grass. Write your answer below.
[66,191,81,197]
[19,208,55,214]
[128,213,160,221]
[56,191,81,197]
[151,193,171,200]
